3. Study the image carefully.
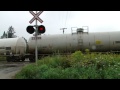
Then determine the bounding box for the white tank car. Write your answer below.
[28,30,120,56]
[0,37,27,62]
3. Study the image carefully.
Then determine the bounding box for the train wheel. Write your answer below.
[13,57,20,62]
[29,57,35,62]
[21,57,25,62]
[29,59,35,62]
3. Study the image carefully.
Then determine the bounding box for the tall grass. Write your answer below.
[15,51,120,79]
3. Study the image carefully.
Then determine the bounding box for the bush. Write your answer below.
[15,51,120,79]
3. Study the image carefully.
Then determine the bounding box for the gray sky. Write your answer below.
[0,11,120,40]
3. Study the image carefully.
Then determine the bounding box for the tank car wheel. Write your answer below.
[29,59,35,62]
[29,57,35,62]
[21,57,25,62]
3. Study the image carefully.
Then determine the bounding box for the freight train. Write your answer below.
[1,27,120,62]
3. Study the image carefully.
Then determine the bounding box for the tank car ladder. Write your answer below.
[78,34,83,51]
[71,26,89,51]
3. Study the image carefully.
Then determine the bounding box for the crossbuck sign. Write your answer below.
[29,11,43,24]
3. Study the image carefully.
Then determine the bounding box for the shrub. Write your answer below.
[15,51,120,79]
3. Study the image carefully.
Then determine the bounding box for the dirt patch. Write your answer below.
[0,61,30,79]
[0,67,22,79]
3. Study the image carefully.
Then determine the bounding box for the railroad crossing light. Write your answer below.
[38,25,46,34]
[26,26,35,34]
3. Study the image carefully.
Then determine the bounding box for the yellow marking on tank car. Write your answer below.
[96,40,102,45]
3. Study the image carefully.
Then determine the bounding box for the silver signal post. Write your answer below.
[29,11,43,65]
[35,11,38,65]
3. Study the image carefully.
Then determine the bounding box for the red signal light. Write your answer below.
[38,25,46,34]
[40,27,43,31]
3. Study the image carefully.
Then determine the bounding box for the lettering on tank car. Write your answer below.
[115,41,120,44]
[0,47,5,49]
[31,37,41,40]
[42,46,47,49]
[6,47,11,50]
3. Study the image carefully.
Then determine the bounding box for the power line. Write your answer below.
[60,11,68,34]
[64,11,68,27]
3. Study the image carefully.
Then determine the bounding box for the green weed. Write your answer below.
[15,51,120,79]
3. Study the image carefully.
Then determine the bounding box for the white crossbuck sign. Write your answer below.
[29,11,43,24]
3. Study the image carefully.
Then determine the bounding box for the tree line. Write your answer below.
[0,26,17,39]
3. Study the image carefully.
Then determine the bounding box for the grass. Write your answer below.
[15,51,120,79]
[0,56,6,61]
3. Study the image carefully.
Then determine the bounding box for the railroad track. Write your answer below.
[0,62,30,67]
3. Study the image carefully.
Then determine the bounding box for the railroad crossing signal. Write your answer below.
[27,11,46,34]
[26,25,46,34]
[29,11,43,24]
[27,11,45,66]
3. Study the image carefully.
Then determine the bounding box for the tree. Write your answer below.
[1,31,7,39]
[7,26,17,38]
[0,26,17,39]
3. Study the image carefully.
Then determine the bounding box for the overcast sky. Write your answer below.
[0,11,120,40]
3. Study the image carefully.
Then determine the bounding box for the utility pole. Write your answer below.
[60,28,67,34]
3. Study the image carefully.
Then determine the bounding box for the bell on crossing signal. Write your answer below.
[26,26,35,34]
[38,25,46,34]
